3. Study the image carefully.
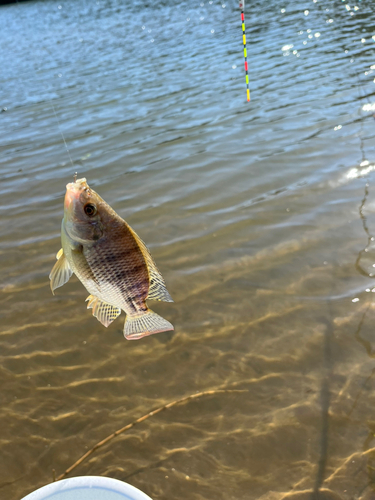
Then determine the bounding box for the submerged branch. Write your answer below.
[56,388,247,481]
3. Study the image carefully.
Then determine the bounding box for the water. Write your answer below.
[1,0,375,499]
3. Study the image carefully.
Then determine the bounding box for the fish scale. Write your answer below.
[50,178,174,340]
[84,231,149,313]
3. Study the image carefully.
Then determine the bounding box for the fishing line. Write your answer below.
[51,103,75,169]
[313,1,375,474]
[321,2,375,283]
[316,0,375,288]
[354,71,375,280]
[14,0,76,172]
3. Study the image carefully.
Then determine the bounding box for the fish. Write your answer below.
[49,177,174,340]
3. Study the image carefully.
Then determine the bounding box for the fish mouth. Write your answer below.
[65,178,88,209]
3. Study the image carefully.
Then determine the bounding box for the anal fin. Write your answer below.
[49,249,73,295]
[86,295,121,327]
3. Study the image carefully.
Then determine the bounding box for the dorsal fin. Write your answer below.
[127,226,173,302]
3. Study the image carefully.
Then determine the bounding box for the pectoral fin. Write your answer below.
[49,249,73,295]
[86,295,121,327]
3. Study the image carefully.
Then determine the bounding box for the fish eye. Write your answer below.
[84,203,97,217]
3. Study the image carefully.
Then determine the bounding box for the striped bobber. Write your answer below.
[239,0,250,101]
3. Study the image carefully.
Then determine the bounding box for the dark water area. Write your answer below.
[1,0,375,499]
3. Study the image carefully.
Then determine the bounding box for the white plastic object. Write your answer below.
[239,0,245,10]
[20,476,153,500]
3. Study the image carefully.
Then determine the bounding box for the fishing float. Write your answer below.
[239,0,250,101]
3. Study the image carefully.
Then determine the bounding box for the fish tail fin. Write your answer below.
[124,309,174,340]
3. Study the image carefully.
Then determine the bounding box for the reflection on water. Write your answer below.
[2,0,375,499]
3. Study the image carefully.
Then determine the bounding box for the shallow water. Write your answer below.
[1,0,375,499]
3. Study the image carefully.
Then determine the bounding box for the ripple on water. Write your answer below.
[2,0,375,499]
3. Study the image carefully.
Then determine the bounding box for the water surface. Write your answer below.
[1,1,375,499]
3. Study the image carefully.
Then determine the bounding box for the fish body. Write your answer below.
[50,178,173,340]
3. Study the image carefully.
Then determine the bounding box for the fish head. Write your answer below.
[63,178,105,244]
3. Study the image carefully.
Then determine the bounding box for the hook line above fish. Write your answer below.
[49,177,174,340]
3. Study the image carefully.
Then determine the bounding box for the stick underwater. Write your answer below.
[56,388,247,481]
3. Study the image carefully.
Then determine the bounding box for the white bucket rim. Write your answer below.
[20,476,153,500]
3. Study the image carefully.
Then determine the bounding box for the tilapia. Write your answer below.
[49,177,174,340]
